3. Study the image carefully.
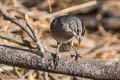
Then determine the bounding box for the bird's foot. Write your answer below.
[71,46,82,61]
[71,53,82,61]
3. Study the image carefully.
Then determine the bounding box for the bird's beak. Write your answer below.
[75,36,82,45]
[78,37,82,45]
[73,33,82,45]
[73,32,82,45]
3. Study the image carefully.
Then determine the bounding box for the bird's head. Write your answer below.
[72,31,82,45]
[71,21,85,45]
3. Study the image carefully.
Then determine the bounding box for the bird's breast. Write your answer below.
[51,30,74,43]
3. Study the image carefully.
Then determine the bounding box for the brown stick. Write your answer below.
[0,45,120,79]
[0,5,44,57]
[46,1,97,18]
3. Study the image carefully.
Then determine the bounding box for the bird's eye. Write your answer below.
[53,19,57,24]
[77,29,79,32]
[76,29,79,35]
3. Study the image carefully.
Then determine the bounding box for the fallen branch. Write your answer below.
[46,1,97,18]
[0,45,120,79]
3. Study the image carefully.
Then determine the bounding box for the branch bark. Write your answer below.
[0,45,120,80]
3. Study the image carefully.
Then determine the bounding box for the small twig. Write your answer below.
[43,72,48,80]
[0,31,36,49]
[0,7,34,42]
[0,66,13,73]
[48,73,60,80]
[46,1,97,18]
[0,6,44,56]
[46,0,52,13]
[14,67,22,78]
[25,14,45,52]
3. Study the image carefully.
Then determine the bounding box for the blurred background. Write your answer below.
[0,0,120,80]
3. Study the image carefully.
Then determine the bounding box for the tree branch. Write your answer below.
[0,5,44,57]
[0,45,120,80]
[0,7,34,42]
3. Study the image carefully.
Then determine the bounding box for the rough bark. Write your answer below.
[0,45,120,80]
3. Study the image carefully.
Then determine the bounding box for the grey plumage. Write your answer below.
[50,15,85,57]
[58,41,72,52]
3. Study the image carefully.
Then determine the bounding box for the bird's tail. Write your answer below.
[59,41,72,52]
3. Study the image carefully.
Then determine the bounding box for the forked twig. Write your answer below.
[25,14,48,80]
[0,6,44,56]
[25,14,45,52]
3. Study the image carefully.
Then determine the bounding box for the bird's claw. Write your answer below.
[71,53,81,61]
[75,53,81,61]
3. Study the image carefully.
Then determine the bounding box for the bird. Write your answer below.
[50,15,85,62]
